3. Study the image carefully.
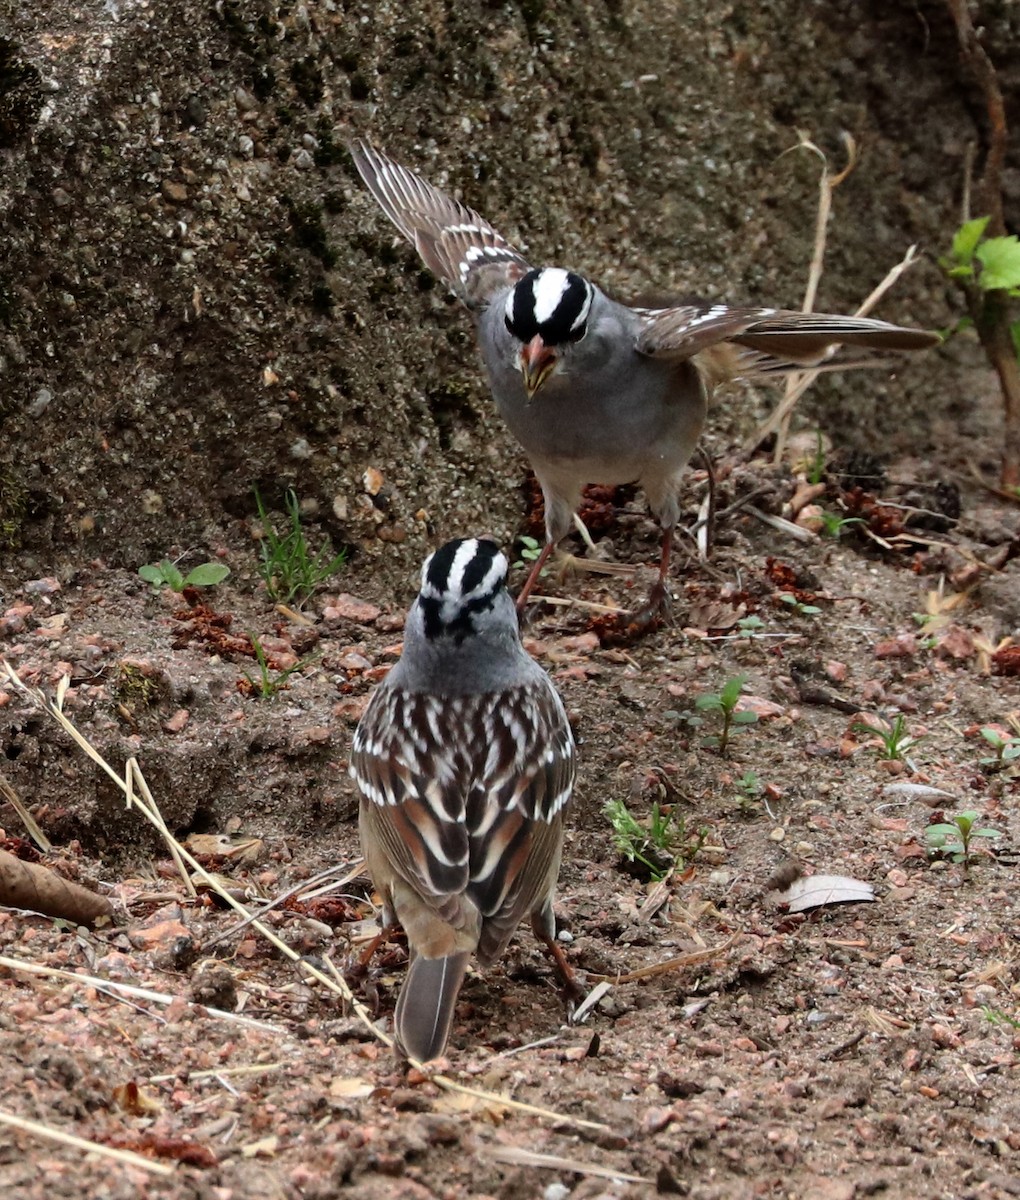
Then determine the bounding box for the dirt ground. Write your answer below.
[2,413,1020,1200]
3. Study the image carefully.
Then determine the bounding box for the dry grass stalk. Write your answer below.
[0,769,51,852]
[743,127,921,460]
[771,133,859,464]
[1,660,610,1133]
[480,1143,650,1183]
[0,1107,175,1177]
[0,954,283,1032]
[0,847,112,926]
[587,935,738,984]
[148,1063,283,1084]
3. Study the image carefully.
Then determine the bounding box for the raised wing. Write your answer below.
[350,681,575,924]
[634,302,939,366]
[350,140,533,310]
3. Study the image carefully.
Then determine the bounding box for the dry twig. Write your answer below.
[0,1107,175,1177]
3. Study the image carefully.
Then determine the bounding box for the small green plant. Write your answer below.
[604,798,705,881]
[511,534,549,576]
[736,614,766,638]
[978,727,1020,770]
[696,675,758,755]
[940,215,1020,488]
[941,216,1020,309]
[778,592,822,617]
[853,713,923,763]
[806,431,827,486]
[242,633,319,699]
[818,512,864,540]
[734,770,763,816]
[925,810,1001,871]
[138,558,230,592]
[982,1006,1020,1030]
[254,488,347,606]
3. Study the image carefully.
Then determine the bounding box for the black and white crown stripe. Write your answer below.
[416,538,508,638]
[506,268,594,345]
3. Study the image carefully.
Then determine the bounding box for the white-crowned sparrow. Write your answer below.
[350,141,939,612]
[349,537,577,1062]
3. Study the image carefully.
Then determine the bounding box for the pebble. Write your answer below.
[161,179,188,204]
[163,708,190,734]
[24,577,61,595]
[324,594,381,624]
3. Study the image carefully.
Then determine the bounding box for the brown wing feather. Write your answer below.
[635,303,939,364]
[350,682,575,938]
[349,141,532,309]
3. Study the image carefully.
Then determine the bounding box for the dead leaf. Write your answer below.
[241,1135,279,1159]
[776,874,876,912]
[329,1076,376,1100]
[112,1080,163,1116]
[934,625,975,660]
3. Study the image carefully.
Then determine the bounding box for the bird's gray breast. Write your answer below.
[476,303,705,479]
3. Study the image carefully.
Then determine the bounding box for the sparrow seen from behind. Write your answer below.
[349,537,577,1062]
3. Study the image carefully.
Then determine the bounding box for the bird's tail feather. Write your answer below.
[395,951,471,1063]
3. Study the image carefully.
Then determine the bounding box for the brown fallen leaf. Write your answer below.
[0,847,112,926]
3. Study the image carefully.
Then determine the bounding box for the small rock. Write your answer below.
[191,964,237,1011]
[24,577,61,595]
[161,180,188,204]
[334,696,370,724]
[184,96,206,127]
[325,594,381,624]
[873,634,917,659]
[163,708,190,734]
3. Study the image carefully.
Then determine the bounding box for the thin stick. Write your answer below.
[750,245,922,455]
[1,661,610,1134]
[480,1145,650,1184]
[773,134,859,464]
[587,936,738,984]
[128,758,195,898]
[0,770,51,852]
[148,1063,283,1084]
[0,1108,175,1177]
[528,595,627,615]
[0,955,282,1032]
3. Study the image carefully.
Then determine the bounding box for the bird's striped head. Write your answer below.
[417,538,509,642]
[505,268,593,346]
[504,268,594,399]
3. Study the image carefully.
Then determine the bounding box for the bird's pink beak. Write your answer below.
[519,335,558,400]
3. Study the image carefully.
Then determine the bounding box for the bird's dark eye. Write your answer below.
[504,312,515,336]
[565,322,587,344]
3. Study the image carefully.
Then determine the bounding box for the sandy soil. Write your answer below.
[1,447,1019,1200]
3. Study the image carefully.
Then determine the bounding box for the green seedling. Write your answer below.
[254,487,347,606]
[778,592,822,617]
[242,633,319,699]
[604,797,705,882]
[853,713,923,763]
[736,615,765,638]
[925,810,1001,872]
[511,534,550,577]
[979,727,1020,769]
[940,216,1020,487]
[818,512,864,540]
[138,558,230,592]
[982,1006,1020,1030]
[696,674,758,755]
[806,431,827,486]
[734,769,763,816]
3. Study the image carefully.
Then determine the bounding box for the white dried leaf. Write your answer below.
[778,874,876,912]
